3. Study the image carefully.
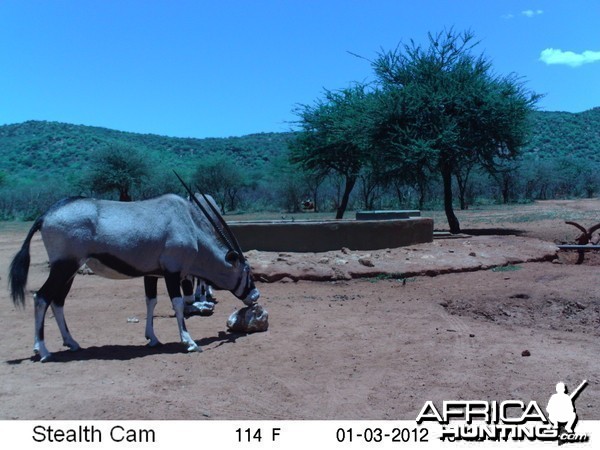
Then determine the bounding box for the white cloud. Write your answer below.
[521,9,544,17]
[503,9,543,19]
[540,48,600,67]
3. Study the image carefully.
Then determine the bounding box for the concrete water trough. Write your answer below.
[356,210,421,220]
[228,216,433,253]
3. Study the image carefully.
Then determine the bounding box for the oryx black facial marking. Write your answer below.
[8,185,260,362]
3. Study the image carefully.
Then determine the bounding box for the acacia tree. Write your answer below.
[373,29,540,232]
[290,84,376,219]
[193,154,248,213]
[88,144,148,201]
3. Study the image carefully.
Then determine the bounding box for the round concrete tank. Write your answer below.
[228,217,433,252]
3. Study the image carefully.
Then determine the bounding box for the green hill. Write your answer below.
[526,107,600,162]
[2,108,599,183]
[0,108,599,219]
[0,120,295,185]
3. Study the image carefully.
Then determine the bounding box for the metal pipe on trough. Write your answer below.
[557,245,600,251]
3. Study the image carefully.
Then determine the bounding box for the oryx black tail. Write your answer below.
[9,216,44,307]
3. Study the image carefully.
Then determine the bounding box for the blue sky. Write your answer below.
[1,0,599,138]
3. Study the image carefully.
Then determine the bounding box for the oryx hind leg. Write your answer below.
[51,303,80,352]
[165,272,201,353]
[143,276,161,347]
[34,260,80,362]
[33,293,51,361]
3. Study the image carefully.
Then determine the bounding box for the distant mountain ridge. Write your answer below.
[0,120,295,184]
[1,108,599,185]
[525,107,600,163]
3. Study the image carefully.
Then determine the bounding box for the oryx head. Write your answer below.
[174,172,260,306]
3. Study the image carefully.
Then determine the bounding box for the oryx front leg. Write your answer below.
[144,297,161,347]
[143,276,161,347]
[171,297,201,352]
[165,272,201,353]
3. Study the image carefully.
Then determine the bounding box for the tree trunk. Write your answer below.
[458,186,467,210]
[393,181,405,207]
[441,166,461,233]
[417,179,427,210]
[335,175,356,219]
[119,189,132,202]
[227,188,238,212]
[418,189,425,210]
[456,174,468,210]
[312,191,319,213]
[455,165,473,211]
[501,177,510,204]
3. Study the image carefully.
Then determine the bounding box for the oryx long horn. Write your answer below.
[196,188,245,260]
[565,221,587,234]
[566,221,590,244]
[173,171,236,252]
[587,222,600,235]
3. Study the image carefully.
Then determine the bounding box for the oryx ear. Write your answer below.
[225,250,240,266]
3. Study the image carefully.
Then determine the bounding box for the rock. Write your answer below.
[358,257,374,267]
[184,299,215,318]
[521,349,531,357]
[332,267,352,280]
[227,304,269,333]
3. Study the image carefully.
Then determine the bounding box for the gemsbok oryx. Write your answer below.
[8,176,259,362]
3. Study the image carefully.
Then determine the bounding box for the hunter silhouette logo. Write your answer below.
[416,379,590,442]
[546,380,587,438]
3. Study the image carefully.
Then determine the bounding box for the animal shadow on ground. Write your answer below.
[5,330,248,364]
[459,228,524,236]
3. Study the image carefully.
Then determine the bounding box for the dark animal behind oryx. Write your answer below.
[8,191,260,362]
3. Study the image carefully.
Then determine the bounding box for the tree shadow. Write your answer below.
[460,228,525,236]
[5,331,248,364]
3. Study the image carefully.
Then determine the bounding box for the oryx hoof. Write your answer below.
[186,342,202,353]
[64,341,81,352]
[146,339,162,348]
[40,353,54,363]
[33,344,52,362]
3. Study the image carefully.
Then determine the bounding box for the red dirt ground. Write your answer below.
[0,199,598,420]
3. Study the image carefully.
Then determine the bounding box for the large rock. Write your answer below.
[227,305,269,333]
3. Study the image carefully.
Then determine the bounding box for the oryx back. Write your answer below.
[41,194,203,279]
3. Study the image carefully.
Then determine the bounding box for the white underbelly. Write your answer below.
[85,258,136,280]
